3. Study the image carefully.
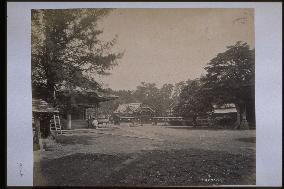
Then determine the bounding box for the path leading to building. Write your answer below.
[34,125,256,186]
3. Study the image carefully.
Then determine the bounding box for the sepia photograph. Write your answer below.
[31,8,256,186]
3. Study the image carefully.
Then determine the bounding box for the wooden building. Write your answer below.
[57,86,118,129]
[213,103,237,116]
[32,98,59,151]
[212,103,238,126]
[113,103,155,124]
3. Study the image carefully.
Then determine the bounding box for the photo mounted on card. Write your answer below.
[31,8,257,186]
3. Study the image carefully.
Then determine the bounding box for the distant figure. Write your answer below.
[87,115,93,128]
[92,119,98,129]
[193,115,197,127]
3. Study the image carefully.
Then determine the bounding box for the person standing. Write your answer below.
[92,118,98,129]
[87,115,92,128]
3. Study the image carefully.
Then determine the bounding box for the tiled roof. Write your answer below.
[114,103,142,114]
[214,108,237,114]
[57,85,119,102]
[32,98,59,113]
[213,103,237,113]
[114,103,155,114]
[213,103,236,109]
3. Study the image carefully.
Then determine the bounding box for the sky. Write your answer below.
[96,8,254,90]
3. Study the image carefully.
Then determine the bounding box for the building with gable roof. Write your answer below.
[54,85,118,129]
[113,103,155,124]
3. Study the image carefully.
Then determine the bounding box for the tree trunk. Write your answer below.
[35,118,43,151]
[67,113,72,129]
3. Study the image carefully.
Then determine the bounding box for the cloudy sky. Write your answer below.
[96,8,254,90]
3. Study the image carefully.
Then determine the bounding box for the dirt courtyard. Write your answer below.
[34,125,256,186]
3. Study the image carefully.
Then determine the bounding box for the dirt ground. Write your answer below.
[34,125,256,186]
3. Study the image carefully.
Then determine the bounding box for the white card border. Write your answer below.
[7,2,282,186]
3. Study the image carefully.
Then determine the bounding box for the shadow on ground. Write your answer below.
[34,149,255,186]
[236,137,256,143]
[54,135,95,145]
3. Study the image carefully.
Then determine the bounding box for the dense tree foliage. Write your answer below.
[99,82,184,116]
[132,82,174,115]
[98,89,136,115]
[173,41,254,128]
[32,9,123,103]
[171,81,186,104]
[173,79,213,123]
[202,41,255,127]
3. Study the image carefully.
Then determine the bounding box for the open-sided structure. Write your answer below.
[57,86,118,129]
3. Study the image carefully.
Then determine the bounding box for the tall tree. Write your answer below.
[202,41,255,128]
[171,81,186,106]
[133,82,159,111]
[174,79,213,125]
[158,83,174,115]
[32,9,123,103]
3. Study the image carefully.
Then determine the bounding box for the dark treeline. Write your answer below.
[101,41,255,128]
[100,81,187,116]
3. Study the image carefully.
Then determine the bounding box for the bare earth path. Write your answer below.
[34,125,255,186]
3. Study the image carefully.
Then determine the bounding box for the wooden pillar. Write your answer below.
[68,96,74,129]
[35,117,43,151]
[240,104,249,129]
[95,103,99,118]
[83,108,86,120]
[67,113,72,129]
[234,104,241,129]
